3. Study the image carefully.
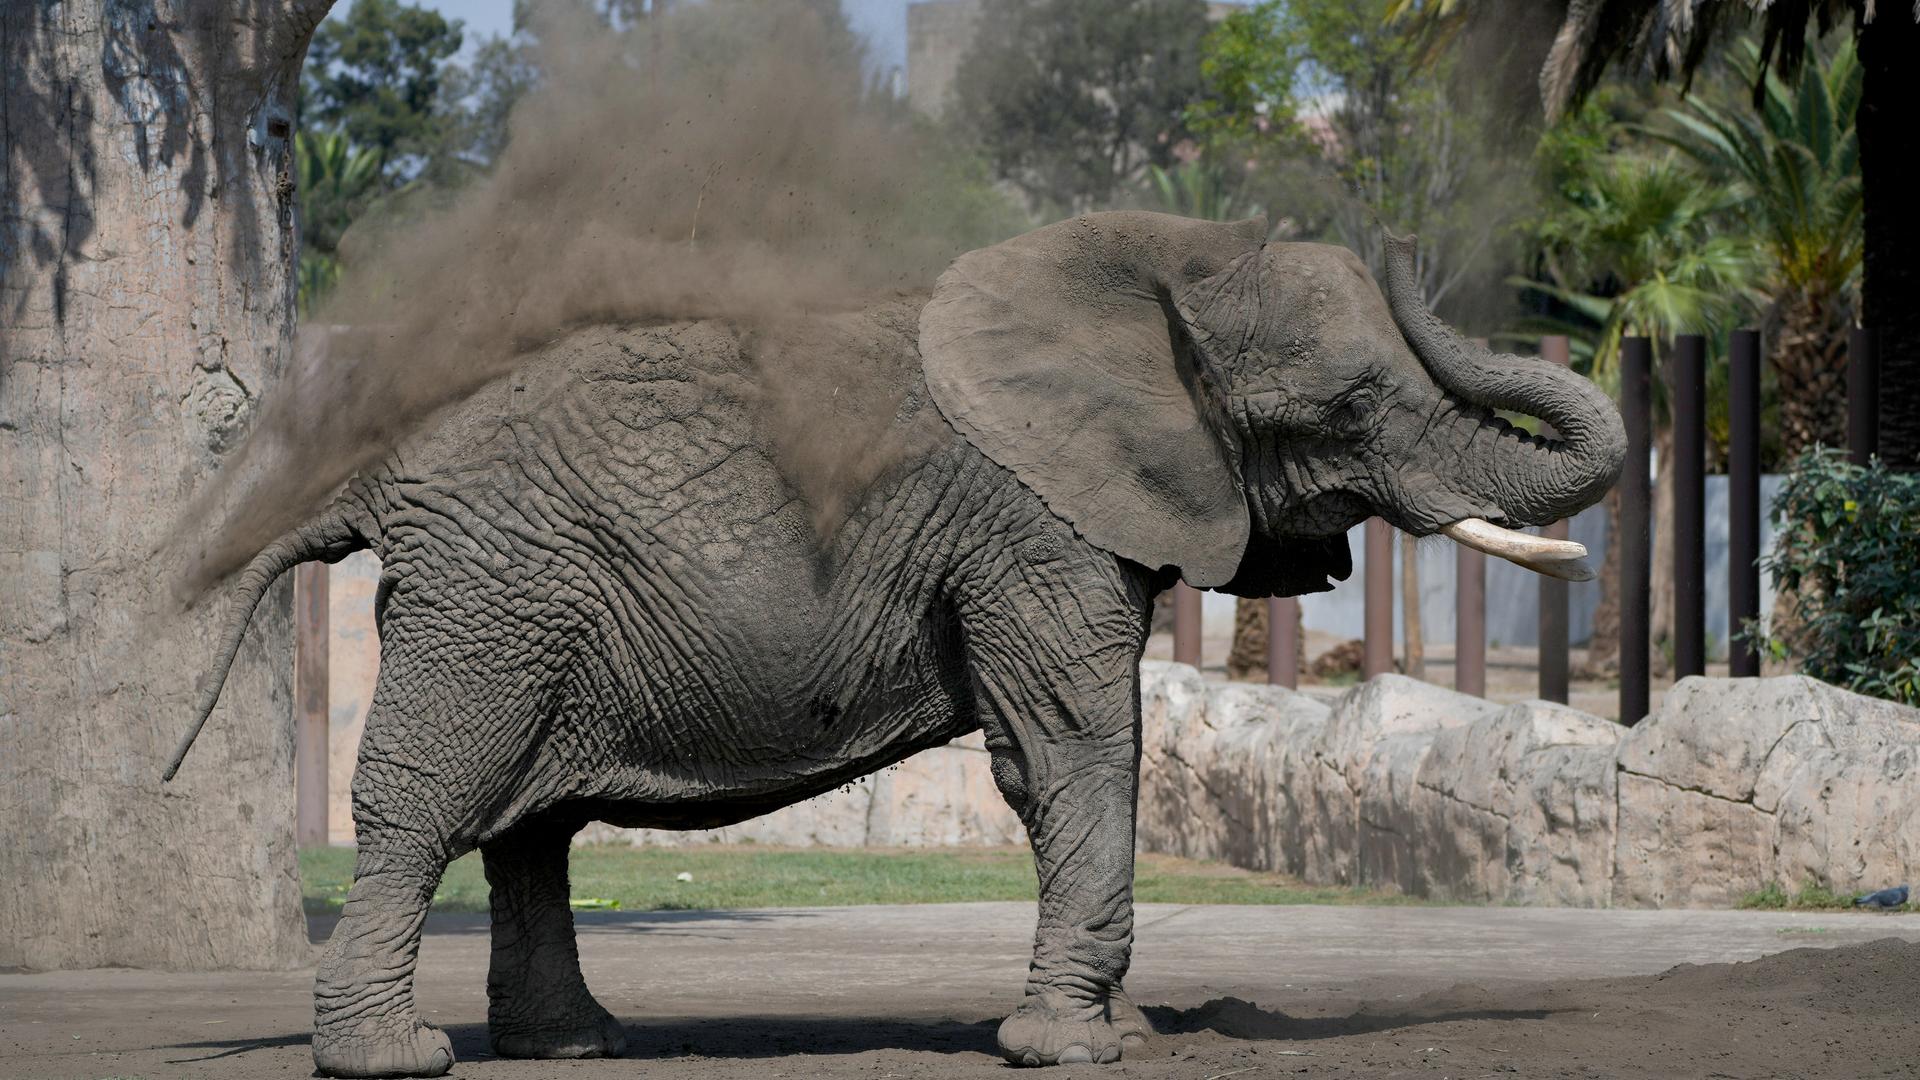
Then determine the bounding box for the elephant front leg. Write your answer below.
[961,552,1157,1066]
[482,822,626,1059]
[999,753,1155,1065]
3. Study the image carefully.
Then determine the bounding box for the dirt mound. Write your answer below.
[1149,936,1920,1078]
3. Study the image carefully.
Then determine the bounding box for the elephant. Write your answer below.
[166,211,1624,1077]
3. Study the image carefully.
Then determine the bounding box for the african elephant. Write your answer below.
[168,211,1624,1077]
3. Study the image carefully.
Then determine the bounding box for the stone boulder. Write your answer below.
[1410,701,1620,905]
[1138,662,1329,873]
[1613,676,1920,907]
[576,731,1025,848]
[1307,675,1499,890]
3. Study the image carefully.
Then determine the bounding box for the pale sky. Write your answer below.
[327,0,918,73]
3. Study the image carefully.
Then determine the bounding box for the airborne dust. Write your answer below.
[168,1,1021,599]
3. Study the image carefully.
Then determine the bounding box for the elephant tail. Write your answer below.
[162,511,367,782]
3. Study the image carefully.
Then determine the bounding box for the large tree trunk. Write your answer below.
[1770,285,1851,458]
[1,1,332,970]
[1858,11,1920,471]
[1647,425,1675,678]
[1228,596,1265,679]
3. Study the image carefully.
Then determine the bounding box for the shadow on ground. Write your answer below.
[1148,995,1559,1040]
[309,907,805,944]
[155,998,1558,1067]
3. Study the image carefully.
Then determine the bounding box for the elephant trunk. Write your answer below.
[1382,231,1625,528]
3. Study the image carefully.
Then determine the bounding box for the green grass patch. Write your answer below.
[1739,879,1910,911]
[301,845,1429,916]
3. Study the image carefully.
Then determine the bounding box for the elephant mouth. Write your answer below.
[1441,517,1595,581]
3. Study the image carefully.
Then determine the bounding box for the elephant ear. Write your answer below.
[920,211,1267,587]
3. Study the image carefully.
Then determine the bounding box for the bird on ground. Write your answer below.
[1853,885,1909,910]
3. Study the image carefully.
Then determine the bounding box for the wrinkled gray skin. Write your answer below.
[179,212,1623,1077]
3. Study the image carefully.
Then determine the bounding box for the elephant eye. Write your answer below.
[1330,391,1374,433]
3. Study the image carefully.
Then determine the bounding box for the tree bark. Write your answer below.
[1769,285,1851,458]
[1228,596,1266,680]
[1,1,333,970]
[1858,10,1920,470]
[1647,424,1675,678]
[1229,595,1305,681]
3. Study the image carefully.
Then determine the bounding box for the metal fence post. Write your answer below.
[1173,581,1202,668]
[1850,327,1879,465]
[1268,595,1299,689]
[1537,334,1571,702]
[1455,542,1485,697]
[1619,337,1653,724]
[1673,334,1707,678]
[1363,518,1394,678]
[1729,329,1763,677]
[295,562,330,849]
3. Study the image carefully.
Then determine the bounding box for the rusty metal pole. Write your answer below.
[1267,595,1299,689]
[1619,336,1653,725]
[294,562,330,849]
[1672,334,1707,679]
[1363,518,1393,678]
[1455,543,1485,696]
[1172,581,1202,668]
[1729,329,1763,677]
[1537,335,1572,703]
[1850,327,1880,466]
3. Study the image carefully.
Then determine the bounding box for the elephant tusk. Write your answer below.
[1441,517,1595,582]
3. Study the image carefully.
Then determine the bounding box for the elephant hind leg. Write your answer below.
[311,815,456,1078]
[483,819,626,1059]
[312,654,542,1078]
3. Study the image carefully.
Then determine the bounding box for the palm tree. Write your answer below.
[1391,0,1918,471]
[1515,146,1755,673]
[1518,153,1752,380]
[295,130,382,314]
[1145,161,1259,222]
[1648,36,1861,455]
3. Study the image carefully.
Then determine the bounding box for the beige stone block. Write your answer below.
[1612,771,1774,908]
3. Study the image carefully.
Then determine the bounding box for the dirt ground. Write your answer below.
[4,903,1917,1079]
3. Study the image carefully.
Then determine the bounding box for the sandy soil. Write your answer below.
[4,903,1916,1079]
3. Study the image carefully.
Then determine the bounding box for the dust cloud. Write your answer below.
[168,0,1019,599]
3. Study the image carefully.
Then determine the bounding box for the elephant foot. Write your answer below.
[490,1002,627,1060]
[312,1018,454,1078]
[997,984,1152,1066]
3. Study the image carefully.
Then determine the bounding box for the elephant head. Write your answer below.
[919,211,1625,594]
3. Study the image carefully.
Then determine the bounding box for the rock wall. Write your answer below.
[577,731,1026,848]
[1138,663,1919,907]
[576,664,1918,908]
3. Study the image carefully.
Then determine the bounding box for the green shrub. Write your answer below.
[1737,879,1871,910]
[1758,449,1920,706]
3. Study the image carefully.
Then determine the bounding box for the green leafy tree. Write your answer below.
[295,130,382,314]
[437,25,539,168]
[1143,162,1258,222]
[1517,152,1752,383]
[1649,36,1862,456]
[952,0,1212,213]
[300,0,465,178]
[1511,98,1757,675]
[1760,449,1920,705]
[1191,0,1525,326]
[1391,0,1920,471]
